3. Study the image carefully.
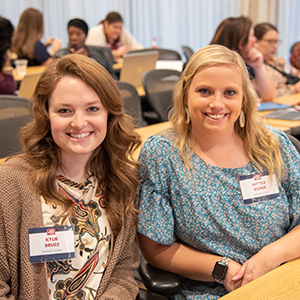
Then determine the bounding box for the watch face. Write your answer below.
[213,263,228,279]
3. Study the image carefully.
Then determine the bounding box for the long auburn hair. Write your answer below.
[19,54,141,235]
[170,45,282,179]
[12,8,44,59]
[210,16,252,56]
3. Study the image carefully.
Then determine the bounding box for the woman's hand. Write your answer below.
[223,260,243,292]
[232,245,281,286]
[112,46,129,59]
[244,47,264,70]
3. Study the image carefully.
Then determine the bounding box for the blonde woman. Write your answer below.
[12,7,61,66]
[137,45,300,299]
[0,54,141,299]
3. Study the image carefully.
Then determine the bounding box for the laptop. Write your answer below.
[18,72,42,99]
[264,108,300,121]
[120,51,159,87]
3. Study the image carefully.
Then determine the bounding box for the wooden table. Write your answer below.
[13,65,46,81]
[219,258,300,299]
[261,93,300,135]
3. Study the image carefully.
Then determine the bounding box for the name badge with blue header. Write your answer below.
[29,225,75,263]
[239,173,280,205]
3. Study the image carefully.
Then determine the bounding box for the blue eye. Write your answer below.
[226,90,236,96]
[58,108,70,113]
[199,89,210,95]
[88,107,99,112]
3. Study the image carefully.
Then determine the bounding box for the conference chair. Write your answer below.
[115,81,148,127]
[0,95,32,158]
[127,48,181,61]
[181,45,194,62]
[138,255,186,298]
[142,69,181,122]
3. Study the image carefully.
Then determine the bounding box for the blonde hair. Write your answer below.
[170,45,282,178]
[19,54,141,235]
[12,8,44,59]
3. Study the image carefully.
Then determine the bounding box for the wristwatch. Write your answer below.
[212,257,231,283]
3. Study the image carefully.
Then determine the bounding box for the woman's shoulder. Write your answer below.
[0,156,32,180]
[265,125,294,149]
[143,130,177,150]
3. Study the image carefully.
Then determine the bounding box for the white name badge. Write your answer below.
[239,173,280,205]
[28,225,75,263]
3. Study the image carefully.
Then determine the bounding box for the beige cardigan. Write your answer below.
[0,157,139,299]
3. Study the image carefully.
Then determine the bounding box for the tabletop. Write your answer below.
[219,258,300,299]
[13,65,46,81]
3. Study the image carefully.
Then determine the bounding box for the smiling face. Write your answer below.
[48,76,108,165]
[187,65,243,138]
[256,29,279,62]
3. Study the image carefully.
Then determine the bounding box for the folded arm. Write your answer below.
[137,233,242,292]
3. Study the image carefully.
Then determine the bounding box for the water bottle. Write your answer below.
[151,37,158,49]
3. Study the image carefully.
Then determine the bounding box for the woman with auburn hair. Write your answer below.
[254,22,300,97]
[0,54,141,299]
[12,7,61,66]
[137,45,300,299]
[210,16,276,102]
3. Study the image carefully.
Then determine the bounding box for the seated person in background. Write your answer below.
[12,7,61,66]
[0,54,141,299]
[86,11,143,60]
[137,45,300,299]
[290,41,300,71]
[54,18,116,78]
[254,23,300,97]
[211,16,276,102]
[0,16,16,94]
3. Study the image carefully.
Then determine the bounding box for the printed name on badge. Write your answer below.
[239,173,280,205]
[28,225,75,263]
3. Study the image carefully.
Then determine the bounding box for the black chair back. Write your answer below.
[0,95,32,158]
[115,81,147,128]
[142,69,181,122]
[181,46,194,62]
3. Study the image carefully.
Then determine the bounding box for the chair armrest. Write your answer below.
[138,256,187,297]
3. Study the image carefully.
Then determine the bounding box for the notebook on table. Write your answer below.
[120,51,159,87]
[258,102,291,111]
[18,72,42,99]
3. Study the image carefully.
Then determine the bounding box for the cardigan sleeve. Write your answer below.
[98,215,139,300]
[0,204,15,299]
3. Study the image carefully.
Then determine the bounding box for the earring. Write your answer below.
[185,107,190,124]
[239,109,245,128]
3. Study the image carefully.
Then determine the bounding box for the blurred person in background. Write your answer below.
[0,16,16,94]
[290,41,300,71]
[54,18,116,78]
[12,7,61,66]
[254,23,300,97]
[211,16,276,102]
[86,11,143,60]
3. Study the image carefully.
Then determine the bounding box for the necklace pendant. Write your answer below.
[50,215,60,223]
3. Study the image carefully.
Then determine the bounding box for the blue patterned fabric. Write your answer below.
[137,127,300,299]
